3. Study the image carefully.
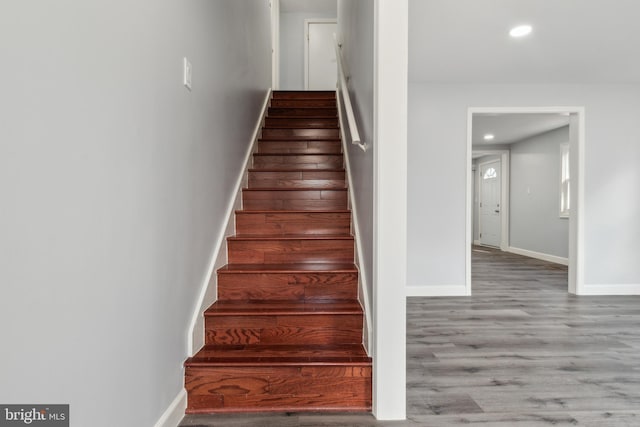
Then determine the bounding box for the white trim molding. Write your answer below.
[507,246,569,266]
[188,89,272,355]
[154,389,187,427]
[579,284,640,296]
[406,285,468,297]
[466,106,585,296]
[373,0,408,420]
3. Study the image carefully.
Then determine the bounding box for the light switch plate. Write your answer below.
[183,57,192,91]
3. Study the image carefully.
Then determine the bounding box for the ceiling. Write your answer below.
[280,0,336,14]
[472,113,570,149]
[409,0,640,83]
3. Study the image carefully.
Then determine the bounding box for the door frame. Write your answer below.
[270,0,280,90]
[466,107,585,296]
[303,18,338,90]
[476,155,510,250]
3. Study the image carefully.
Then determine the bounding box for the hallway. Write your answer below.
[181,248,640,426]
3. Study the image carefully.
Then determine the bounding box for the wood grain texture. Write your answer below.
[227,236,354,264]
[271,91,335,99]
[235,211,350,236]
[261,128,340,140]
[257,140,342,154]
[184,90,371,415]
[264,117,338,128]
[252,154,343,170]
[184,247,640,424]
[242,189,348,211]
[268,107,337,117]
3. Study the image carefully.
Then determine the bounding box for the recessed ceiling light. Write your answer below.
[484,134,495,141]
[510,25,532,38]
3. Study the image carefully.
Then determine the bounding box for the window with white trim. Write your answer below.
[560,143,570,218]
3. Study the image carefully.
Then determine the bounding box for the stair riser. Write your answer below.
[185,366,372,413]
[217,272,358,301]
[243,189,348,211]
[258,140,342,153]
[264,118,338,128]
[205,314,363,345]
[227,239,354,264]
[272,91,336,99]
[262,129,339,140]
[249,171,345,189]
[253,155,343,169]
[271,99,337,108]
[248,179,345,190]
[268,107,337,117]
[236,211,350,236]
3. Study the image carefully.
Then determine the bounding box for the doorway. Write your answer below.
[466,107,585,296]
[304,19,337,90]
[478,159,502,247]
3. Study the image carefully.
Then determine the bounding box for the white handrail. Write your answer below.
[334,35,367,152]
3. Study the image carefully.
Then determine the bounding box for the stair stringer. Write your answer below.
[336,89,372,354]
[187,89,272,355]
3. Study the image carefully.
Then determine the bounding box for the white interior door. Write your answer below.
[479,160,501,247]
[306,21,337,90]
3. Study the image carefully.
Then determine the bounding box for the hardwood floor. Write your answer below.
[180,247,640,426]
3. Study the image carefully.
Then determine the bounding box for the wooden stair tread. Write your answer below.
[248,169,344,173]
[185,90,369,414]
[186,344,370,367]
[235,209,350,214]
[228,234,352,241]
[218,263,357,273]
[205,300,362,316]
[243,187,346,192]
[253,152,341,156]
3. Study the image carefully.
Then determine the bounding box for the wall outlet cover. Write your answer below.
[183,57,192,91]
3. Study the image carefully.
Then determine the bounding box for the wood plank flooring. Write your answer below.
[180,246,640,426]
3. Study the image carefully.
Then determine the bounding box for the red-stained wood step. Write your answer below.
[268,107,337,117]
[235,210,350,236]
[257,140,342,154]
[262,128,340,140]
[204,301,363,346]
[248,170,345,189]
[227,235,354,264]
[185,363,371,413]
[264,117,338,128]
[252,153,343,170]
[271,98,337,108]
[185,90,370,415]
[242,188,348,211]
[217,263,359,301]
[272,91,335,99]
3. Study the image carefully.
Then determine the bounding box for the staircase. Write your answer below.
[184,91,372,413]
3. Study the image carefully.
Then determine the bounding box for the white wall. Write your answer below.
[510,126,570,259]
[0,1,271,426]
[408,83,640,294]
[337,0,375,323]
[279,11,336,89]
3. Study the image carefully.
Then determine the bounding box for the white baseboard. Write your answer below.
[578,284,640,295]
[154,389,187,427]
[507,246,569,266]
[406,285,468,297]
[188,89,272,355]
[473,239,480,245]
